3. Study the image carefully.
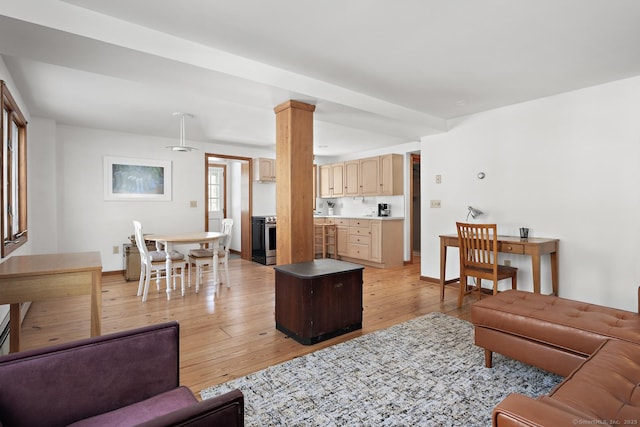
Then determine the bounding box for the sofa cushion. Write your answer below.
[471,290,640,356]
[0,323,180,427]
[548,339,640,422]
[67,386,197,427]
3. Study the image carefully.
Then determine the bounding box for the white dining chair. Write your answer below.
[188,219,233,296]
[133,220,188,302]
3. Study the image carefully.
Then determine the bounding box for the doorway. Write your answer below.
[409,153,421,263]
[204,153,253,261]
[206,164,226,232]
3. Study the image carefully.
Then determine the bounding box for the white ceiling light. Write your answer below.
[167,112,198,152]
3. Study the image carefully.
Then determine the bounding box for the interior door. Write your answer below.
[207,165,226,232]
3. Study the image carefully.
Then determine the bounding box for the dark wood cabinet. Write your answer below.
[274,259,364,345]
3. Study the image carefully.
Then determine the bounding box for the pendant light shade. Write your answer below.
[167,112,198,152]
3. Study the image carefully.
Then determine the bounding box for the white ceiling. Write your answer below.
[1,0,639,157]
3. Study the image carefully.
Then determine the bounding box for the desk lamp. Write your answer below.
[466,206,484,221]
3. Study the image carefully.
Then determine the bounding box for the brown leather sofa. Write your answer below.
[471,290,640,426]
[0,321,244,427]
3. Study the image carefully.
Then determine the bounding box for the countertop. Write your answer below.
[313,215,404,221]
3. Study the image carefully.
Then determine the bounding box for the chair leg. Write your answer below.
[224,258,230,289]
[180,266,186,297]
[188,262,192,288]
[475,277,482,300]
[142,268,151,302]
[457,274,466,308]
[137,264,145,297]
[195,264,201,293]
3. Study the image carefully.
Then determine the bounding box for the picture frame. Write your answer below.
[104,156,172,201]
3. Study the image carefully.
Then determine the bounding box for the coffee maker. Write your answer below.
[377,203,391,217]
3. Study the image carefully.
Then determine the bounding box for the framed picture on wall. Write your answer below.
[104,157,172,201]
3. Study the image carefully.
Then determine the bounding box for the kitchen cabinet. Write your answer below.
[317,217,403,268]
[319,154,403,198]
[359,156,380,196]
[379,154,403,196]
[347,219,371,260]
[254,158,276,182]
[319,163,345,197]
[344,160,360,196]
[335,218,349,257]
[369,220,382,263]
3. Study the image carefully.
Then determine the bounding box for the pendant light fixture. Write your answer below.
[167,112,198,152]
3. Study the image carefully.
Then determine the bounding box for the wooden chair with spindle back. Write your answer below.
[456,222,518,307]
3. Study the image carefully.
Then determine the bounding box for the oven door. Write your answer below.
[252,218,266,263]
[265,223,276,264]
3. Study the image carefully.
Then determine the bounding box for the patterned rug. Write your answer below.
[201,312,562,426]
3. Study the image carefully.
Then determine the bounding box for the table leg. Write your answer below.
[531,253,541,294]
[9,303,20,353]
[550,251,559,296]
[91,269,102,337]
[440,238,447,301]
[212,238,220,295]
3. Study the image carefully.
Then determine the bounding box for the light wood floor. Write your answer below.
[19,256,471,396]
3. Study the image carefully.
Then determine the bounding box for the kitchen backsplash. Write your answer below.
[315,195,405,217]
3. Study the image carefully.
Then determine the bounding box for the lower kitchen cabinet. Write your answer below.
[317,217,403,268]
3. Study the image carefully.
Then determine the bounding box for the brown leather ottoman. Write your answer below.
[471,290,640,376]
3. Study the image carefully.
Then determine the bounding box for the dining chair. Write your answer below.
[456,222,518,307]
[188,219,234,296]
[133,220,188,302]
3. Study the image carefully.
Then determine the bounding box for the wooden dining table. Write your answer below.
[144,232,224,299]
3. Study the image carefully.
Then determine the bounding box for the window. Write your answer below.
[207,166,224,213]
[1,81,28,257]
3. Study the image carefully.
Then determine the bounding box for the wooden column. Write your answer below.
[274,100,316,265]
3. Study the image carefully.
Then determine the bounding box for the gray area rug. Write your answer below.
[201,312,562,426]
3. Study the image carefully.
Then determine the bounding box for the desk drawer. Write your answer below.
[499,243,524,254]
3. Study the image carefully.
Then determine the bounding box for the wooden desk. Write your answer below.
[145,232,224,299]
[0,252,102,353]
[439,234,559,299]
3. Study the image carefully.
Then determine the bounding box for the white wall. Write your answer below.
[421,76,640,311]
[49,125,274,272]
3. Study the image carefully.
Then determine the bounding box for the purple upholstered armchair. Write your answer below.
[0,321,243,427]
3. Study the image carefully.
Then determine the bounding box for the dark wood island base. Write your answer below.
[274,259,364,345]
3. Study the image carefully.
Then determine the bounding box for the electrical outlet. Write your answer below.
[112,246,119,254]
[435,174,442,184]
[504,259,511,267]
[430,200,441,208]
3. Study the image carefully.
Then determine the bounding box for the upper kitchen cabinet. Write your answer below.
[254,158,276,182]
[379,154,404,196]
[359,154,404,196]
[319,163,345,197]
[344,160,360,196]
[359,156,380,196]
[319,154,404,198]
